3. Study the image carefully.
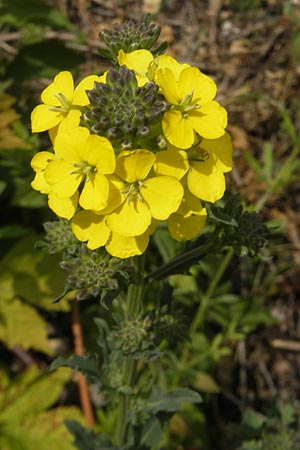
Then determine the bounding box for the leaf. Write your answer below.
[192,371,221,393]
[147,388,202,414]
[0,366,72,421]
[242,408,266,430]
[0,296,52,354]
[65,420,120,450]
[51,354,100,384]
[141,417,163,448]
[0,367,84,450]
[262,142,274,182]
[0,234,70,311]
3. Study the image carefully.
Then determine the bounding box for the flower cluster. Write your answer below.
[30,18,232,259]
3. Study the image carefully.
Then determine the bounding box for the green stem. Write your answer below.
[171,247,234,388]
[114,255,145,447]
[190,247,234,333]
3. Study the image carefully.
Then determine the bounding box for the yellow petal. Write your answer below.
[54,126,90,161]
[141,176,183,220]
[154,149,188,179]
[189,101,227,139]
[48,191,78,219]
[115,150,155,182]
[95,177,124,214]
[41,71,74,105]
[179,67,216,103]
[72,211,110,249]
[85,135,115,174]
[106,198,151,237]
[105,231,149,258]
[155,68,180,104]
[79,173,109,211]
[118,49,153,85]
[31,151,55,171]
[162,110,195,149]
[168,208,207,241]
[152,55,189,82]
[31,172,50,193]
[73,75,101,105]
[45,160,81,197]
[31,104,64,133]
[187,166,225,203]
[200,132,233,173]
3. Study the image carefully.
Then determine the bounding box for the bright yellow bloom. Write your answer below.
[72,211,111,250]
[150,55,190,82]
[71,210,151,258]
[30,151,79,219]
[154,148,189,180]
[186,133,233,203]
[155,66,227,148]
[168,189,207,241]
[31,151,56,193]
[118,49,153,86]
[44,127,115,213]
[105,150,184,237]
[31,71,102,133]
[48,192,79,220]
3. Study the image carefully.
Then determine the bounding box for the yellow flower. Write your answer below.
[154,148,189,180]
[71,210,151,258]
[186,133,233,203]
[155,66,227,148]
[168,188,207,241]
[31,71,102,133]
[105,150,184,237]
[118,49,154,86]
[150,55,190,82]
[48,192,79,220]
[31,151,56,193]
[44,127,115,213]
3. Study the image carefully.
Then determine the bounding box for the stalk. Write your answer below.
[114,255,145,447]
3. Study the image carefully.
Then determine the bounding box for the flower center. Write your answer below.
[188,145,209,163]
[121,181,144,204]
[48,92,72,113]
[71,161,97,181]
[173,91,200,117]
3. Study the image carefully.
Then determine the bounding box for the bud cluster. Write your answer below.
[113,308,188,358]
[36,219,79,256]
[99,15,162,62]
[60,245,136,302]
[83,66,168,151]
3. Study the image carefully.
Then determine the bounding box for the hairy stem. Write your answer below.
[114,255,145,446]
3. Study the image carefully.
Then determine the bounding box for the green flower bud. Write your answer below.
[59,245,136,303]
[83,66,169,151]
[98,15,162,63]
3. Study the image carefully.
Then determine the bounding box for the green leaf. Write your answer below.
[141,417,163,448]
[262,142,274,182]
[0,367,83,450]
[192,371,221,393]
[51,354,100,384]
[0,296,52,354]
[65,420,120,450]
[147,388,202,414]
[0,234,70,311]
[6,41,84,82]
[0,366,72,421]
[243,408,266,430]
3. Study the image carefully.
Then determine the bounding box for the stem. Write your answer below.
[172,248,234,388]
[190,247,234,333]
[114,255,145,446]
